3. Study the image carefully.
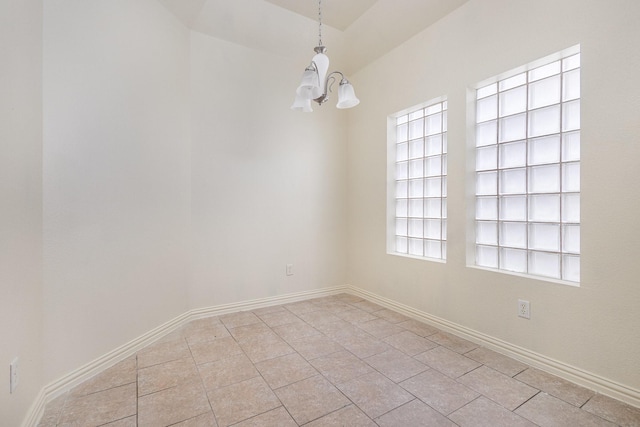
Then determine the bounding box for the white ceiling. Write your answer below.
[157,0,469,73]
[264,0,378,31]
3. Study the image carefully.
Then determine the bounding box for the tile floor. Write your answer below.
[38,293,640,426]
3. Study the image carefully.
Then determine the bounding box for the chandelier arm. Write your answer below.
[313,71,346,105]
[326,71,345,86]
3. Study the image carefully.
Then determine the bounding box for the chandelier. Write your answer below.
[291,0,360,112]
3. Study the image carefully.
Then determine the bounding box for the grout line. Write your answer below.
[186,334,218,426]
[135,355,139,427]
[371,397,420,422]
[511,390,541,412]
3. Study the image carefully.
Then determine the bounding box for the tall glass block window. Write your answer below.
[392,100,447,260]
[475,49,580,283]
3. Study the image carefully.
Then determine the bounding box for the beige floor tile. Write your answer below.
[102,415,137,426]
[315,319,363,338]
[396,319,440,337]
[414,346,481,378]
[59,383,137,426]
[255,352,318,389]
[275,375,351,425]
[138,356,199,396]
[429,331,478,354]
[465,347,528,377]
[364,349,428,382]
[515,392,617,426]
[312,302,351,314]
[172,411,218,427]
[288,334,344,360]
[198,353,259,391]
[582,393,640,427]
[39,297,640,427]
[157,328,188,344]
[189,335,243,365]
[137,338,191,368]
[334,294,364,303]
[272,321,321,342]
[458,366,539,411]
[309,295,342,304]
[232,406,297,427]
[310,350,374,385]
[207,377,281,426]
[184,323,231,346]
[239,334,295,363]
[349,300,385,313]
[182,316,223,337]
[284,301,323,315]
[375,398,456,427]
[515,367,595,407]
[375,308,410,324]
[219,311,261,329]
[337,371,414,419]
[339,335,391,359]
[305,404,377,427]
[357,318,405,338]
[228,322,275,343]
[383,330,439,356]
[257,310,302,327]
[186,316,222,328]
[298,310,342,327]
[449,396,537,427]
[335,308,378,324]
[70,357,137,397]
[400,369,480,415]
[138,381,211,427]
[251,305,286,316]
[37,392,68,426]
[458,366,539,410]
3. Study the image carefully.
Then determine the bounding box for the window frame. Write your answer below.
[469,45,581,285]
[387,96,448,262]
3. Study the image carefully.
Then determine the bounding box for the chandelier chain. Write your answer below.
[318,0,323,46]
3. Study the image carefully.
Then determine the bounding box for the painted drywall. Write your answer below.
[348,0,640,394]
[0,0,43,423]
[39,0,349,387]
[189,32,348,308]
[42,0,191,382]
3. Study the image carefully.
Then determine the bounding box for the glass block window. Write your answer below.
[391,100,447,260]
[475,49,580,283]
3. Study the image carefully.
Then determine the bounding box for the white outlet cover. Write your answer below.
[10,357,18,393]
[518,299,531,319]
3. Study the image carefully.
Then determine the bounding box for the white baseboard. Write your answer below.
[346,285,640,409]
[22,285,348,427]
[23,283,639,426]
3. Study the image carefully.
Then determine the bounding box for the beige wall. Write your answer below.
[189,32,348,308]
[42,0,192,382]
[348,0,640,394]
[0,0,44,424]
[41,0,348,393]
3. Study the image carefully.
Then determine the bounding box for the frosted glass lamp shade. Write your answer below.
[311,52,330,94]
[336,81,360,109]
[296,68,321,100]
[290,93,313,112]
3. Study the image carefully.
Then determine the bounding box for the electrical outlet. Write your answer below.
[286,264,293,276]
[10,358,18,394]
[518,299,530,319]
